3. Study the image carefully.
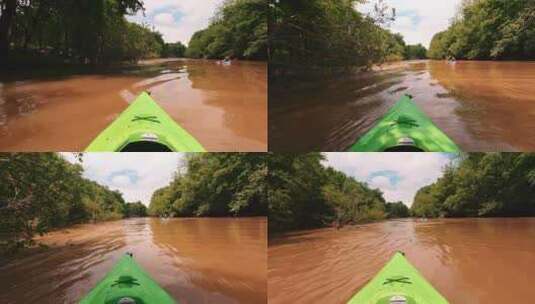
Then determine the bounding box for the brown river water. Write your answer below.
[269,61,535,151]
[269,218,535,304]
[0,59,267,151]
[0,217,267,304]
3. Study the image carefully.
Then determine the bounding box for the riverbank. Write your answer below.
[0,217,267,303]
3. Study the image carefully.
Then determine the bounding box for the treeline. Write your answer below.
[0,0,198,66]
[0,0,267,66]
[125,202,148,218]
[148,153,267,217]
[269,0,425,73]
[268,153,408,232]
[428,0,535,60]
[186,0,267,60]
[412,153,535,218]
[0,153,141,253]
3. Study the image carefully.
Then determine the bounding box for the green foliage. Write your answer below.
[404,44,427,60]
[161,42,187,58]
[411,153,535,218]
[186,0,267,60]
[268,153,391,232]
[427,0,535,60]
[385,201,410,218]
[124,202,147,218]
[2,0,171,65]
[148,153,267,218]
[269,0,406,70]
[0,153,127,253]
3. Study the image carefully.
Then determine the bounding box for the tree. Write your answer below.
[162,42,187,58]
[0,0,171,66]
[125,202,147,217]
[411,153,535,218]
[148,153,268,218]
[186,0,267,60]
[385,201,410,218]
[0,153,128,253]
[405,44,427,60]
[427,0,535,60]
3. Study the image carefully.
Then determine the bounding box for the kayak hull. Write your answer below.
[85,92,205,152]
[349,95,460,152]
[80,253,177,304]
[347,252,449,304]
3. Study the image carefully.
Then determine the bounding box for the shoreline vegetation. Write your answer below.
[269,0,427,80]
[269,0,535,81]
[0,153,267,256]
[0,0,267,69]
[428,0,535,60]
[268,153,535,233]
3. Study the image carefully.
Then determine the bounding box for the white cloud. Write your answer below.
[62,153,184,206]
[111,174,133,187]
[369,175,395,191]
[357,0,462,47]
[324,153,453,206]
[127,0,223,44]
[154,13,176,26]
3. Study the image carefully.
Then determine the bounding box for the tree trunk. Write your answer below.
[0,0,17,63]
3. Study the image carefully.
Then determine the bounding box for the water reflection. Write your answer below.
[0,59,267,151]
[270,60,535,151]
[0,217,267,304]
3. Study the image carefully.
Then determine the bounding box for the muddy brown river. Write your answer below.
[0,217,267,304]
[269,218,535,304]
[0,59,267,151]
[269,60,535,151]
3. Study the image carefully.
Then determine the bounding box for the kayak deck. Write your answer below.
[85,92,205,152]
[349,95,460,152]
[348,252,448,304]
[80,253,177,304]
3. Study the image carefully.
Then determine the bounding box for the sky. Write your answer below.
[127,0,223,44]
[358,0,462,48]
[62,153,184,206]
[324,153,454,207]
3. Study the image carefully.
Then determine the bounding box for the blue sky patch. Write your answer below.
[367,170,402,187]
[107,169,140,186]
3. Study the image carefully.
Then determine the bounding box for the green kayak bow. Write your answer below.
[80,253,177,304]
[348,252,449,304]
[85,92,205,152]
[349,95,460,152]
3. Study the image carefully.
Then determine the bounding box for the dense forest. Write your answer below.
[428,0,535,60]
[268,153,408,232]
[148,153,267,217]
[412,153,535,218]
[0,153,136,254]
[186,0,267,60]
[269,0,426,74]
[124,202,148,218]
[0,0,266,66]
[0,0,166,65]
